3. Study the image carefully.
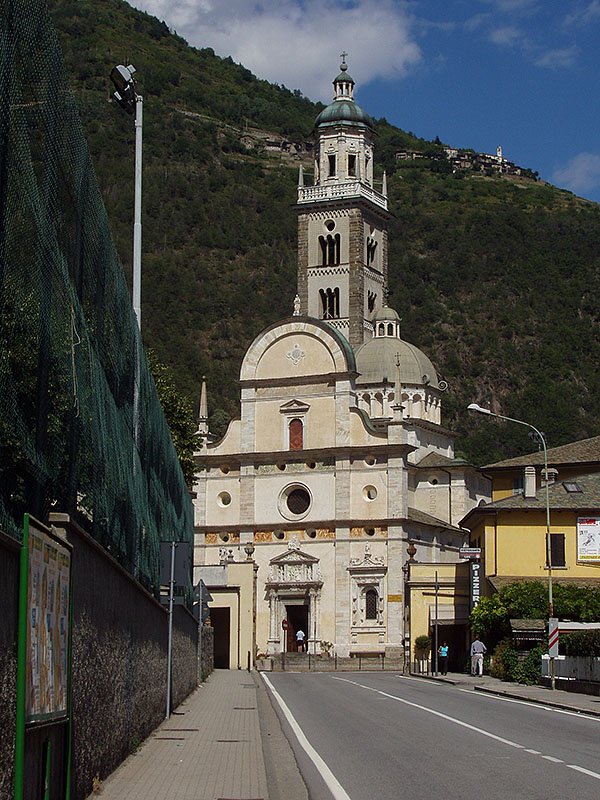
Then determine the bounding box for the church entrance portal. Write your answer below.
[285,604,309,652]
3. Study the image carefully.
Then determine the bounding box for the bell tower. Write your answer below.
[296,55,390,350]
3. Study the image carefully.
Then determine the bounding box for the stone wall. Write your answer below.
[0,517,202,800]
[0,532,19,799]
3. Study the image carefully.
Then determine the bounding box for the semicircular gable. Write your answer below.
[240,319,353,382]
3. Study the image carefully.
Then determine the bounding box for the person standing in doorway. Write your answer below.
[470,634,487,676]
[296,628,305,652]
[438,641,449,675]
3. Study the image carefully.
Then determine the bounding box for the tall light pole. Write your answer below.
[109,64,143,329]
[467,403,555,688]
[110,64,143,576]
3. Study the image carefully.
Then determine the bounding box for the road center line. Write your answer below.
[333,676,525,750]
[568,765,600,781]
[262,674,352,800]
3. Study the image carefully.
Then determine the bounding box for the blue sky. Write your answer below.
[131,1,600,203]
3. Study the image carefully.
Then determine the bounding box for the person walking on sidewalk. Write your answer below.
[438,641,449,675]
[471,634,487,676]
[296,628,305,652]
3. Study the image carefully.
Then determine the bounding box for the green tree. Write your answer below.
[148,353,200,487]
[470,594,510,644]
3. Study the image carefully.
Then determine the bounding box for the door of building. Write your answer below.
[211,607,230,668]
[286,604,309,652]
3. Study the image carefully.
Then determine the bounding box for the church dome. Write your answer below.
[373,306,400,322]
[355,336,439,388]
[315,99,374,129]
[315,57,374,130]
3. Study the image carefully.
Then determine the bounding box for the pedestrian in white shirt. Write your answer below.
[470,634,487,676]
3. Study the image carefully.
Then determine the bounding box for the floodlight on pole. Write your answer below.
[110,63,143,576]
[467,402,555,689]
[109,64,142,329]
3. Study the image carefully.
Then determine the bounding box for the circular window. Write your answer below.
[219,533,230,543]
[365,456,376,467]
[217,491,231,507]
[430,477,439,486]
[325,219,336,231]
[365,527,376,537]
[306,528,317,539]
[363,485,377,501]
[287,488,310,515]
[220,464,230,475]
[278,484,312,520]
[277,463,287,471]
[306,461,316,470]
[273,530,285,540]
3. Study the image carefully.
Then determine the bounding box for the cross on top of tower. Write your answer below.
[340,51,348,69]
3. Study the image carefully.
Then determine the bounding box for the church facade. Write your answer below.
[193,60,489,662]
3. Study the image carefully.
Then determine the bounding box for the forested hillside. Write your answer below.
[49,0,600,465]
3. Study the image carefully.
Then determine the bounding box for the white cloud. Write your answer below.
[564,0,600,27]
[534,46,578,68]
[129,0,421,100]
[488,25,525,46]
[552,152,600,194]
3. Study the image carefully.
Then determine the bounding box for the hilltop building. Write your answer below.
[193,59,489,668]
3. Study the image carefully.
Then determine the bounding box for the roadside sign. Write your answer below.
[460,547,481,559]
[548,617,559,658]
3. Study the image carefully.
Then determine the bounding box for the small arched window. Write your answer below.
[387,323,394,336]
[289,418,303,450]
[365,588,378,620]
[378,323,385,336]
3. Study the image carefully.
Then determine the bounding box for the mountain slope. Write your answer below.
[49,0,600,464]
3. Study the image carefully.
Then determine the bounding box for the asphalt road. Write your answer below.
[263,672,600,800]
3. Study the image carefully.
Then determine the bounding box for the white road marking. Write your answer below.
[332,676,600,783]
[568,765,600,781]
[261,674,352,800]
[525,749,541,754]
[333,676,525,749]
[457,687,600,721]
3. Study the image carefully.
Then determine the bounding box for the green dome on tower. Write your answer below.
[314,56,374,130]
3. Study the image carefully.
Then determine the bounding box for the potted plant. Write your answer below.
[414,635,431,674]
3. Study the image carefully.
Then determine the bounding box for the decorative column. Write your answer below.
[267,589,280,656]
[308,588,321,654]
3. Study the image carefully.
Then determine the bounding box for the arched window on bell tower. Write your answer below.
[319,287,340,319]
[289,418,303,450]
[319,234,340,266]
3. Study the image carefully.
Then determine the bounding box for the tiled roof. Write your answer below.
[482,473,600,511]
[416,452,473,469]
[407,507,464,532]
[470,472,600,513]
[483,436,600,470]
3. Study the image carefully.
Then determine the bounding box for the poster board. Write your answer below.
[577,517,600,565]
[25,518,71,724]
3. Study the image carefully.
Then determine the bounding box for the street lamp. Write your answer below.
[109,64,143,329]
[110,64,144,575]
[467,403,555,688]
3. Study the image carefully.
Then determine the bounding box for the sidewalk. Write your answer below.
[95,670,271,800]
[414,671,600,717]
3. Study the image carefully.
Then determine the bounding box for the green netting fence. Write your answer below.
[0,0,194,593]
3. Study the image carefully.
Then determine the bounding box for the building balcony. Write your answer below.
[297,180,388,211]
